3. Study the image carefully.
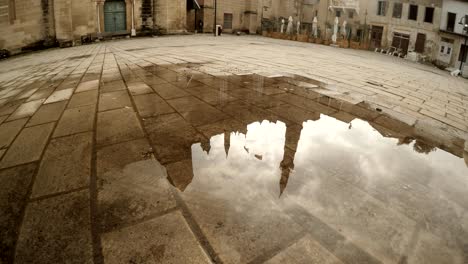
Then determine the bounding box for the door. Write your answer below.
[104,1,126,33]
[391,32,410,55]
[415,33,426,53]
[370,26,383,48]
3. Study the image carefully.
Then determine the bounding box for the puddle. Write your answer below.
[154,71,468,263]
[168,114,468,263]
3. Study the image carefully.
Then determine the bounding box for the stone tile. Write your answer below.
[97,139,175,231]
[27,87,54,102]
[15,190,93,263]
[44,88,73,104]
[0,115,7,124]
[53,105,95,138]
[0,118,28,149]
[0,164,36,264]
[143,113,204,164]
[265,235,344,264]
[97,107,144,146]
[133,93,175,117]
[0,123,54,168]
[151,82,190,99]
[6,99,45,121]
[127,82,153,95]
[27,101,67,127]
[101,80,127,93]
[0,99,25,116]
[75,79,99,93]
[98,90,132,112]
[31,132,92,198]
[67,90,98,109]
[196,118,246,139]
[268,104,321,125]
[180,104,229,126]
[167,96,207,112]
[101,211,210,263]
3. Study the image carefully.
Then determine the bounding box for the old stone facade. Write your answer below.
[0,0,186,53]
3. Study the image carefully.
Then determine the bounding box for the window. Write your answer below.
[392,3,402,18]
[377,1,387,16]
[348,11,354,19]
[336,10,341,17]
[424,7,434,23]
[447,12,456,32]
[408,5,418,20]
[440,46,445,53]
[223,13,233,29]
[447,47,451,55]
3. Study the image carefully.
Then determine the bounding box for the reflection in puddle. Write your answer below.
[168,113,468,263]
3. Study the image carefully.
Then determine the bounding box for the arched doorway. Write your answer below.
[104,0,127,33]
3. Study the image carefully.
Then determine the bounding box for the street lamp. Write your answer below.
[458,15,468,73]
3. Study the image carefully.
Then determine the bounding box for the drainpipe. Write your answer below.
[131,0,136,36]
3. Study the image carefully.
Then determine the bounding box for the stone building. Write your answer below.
[364,0,442,60]
[436,0,468,75]
[186,0,260,34]
[0,0,186,54]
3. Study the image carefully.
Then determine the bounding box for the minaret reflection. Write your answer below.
[224,131,230,158]
[279,124,302,197]
[169,120,303,196]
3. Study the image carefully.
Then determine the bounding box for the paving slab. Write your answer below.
[75,79,99,93]
[0,164,36,263]
[133,93,175,117]
[97,107,144,146]
[101,210,211,264]
[0,118,28,149]
[67,90,98,108]
[98,90,132,112]
[44,88,73,104]
[27,101,67,127]
[97,138,175,231]
[32,132,92,198]
[53,104,95,138]
[14,190,93,264]
[0,122,54,168]
[7,99,45,121]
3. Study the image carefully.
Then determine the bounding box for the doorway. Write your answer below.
[415,33,426,53]
[391,32,410,55]
[370,26,384,48]
[104,1,127,33]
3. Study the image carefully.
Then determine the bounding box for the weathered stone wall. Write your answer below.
[0,0,52,53]
[154,0,186,33]
[199,0,259,34]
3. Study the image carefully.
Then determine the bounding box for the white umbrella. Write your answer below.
[287,16,293,35]
[280,19,285,33]
[332,17,338,44]
[312,17,318,38]
[342,20,347,38]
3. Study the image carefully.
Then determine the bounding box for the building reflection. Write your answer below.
[166,108,467,194]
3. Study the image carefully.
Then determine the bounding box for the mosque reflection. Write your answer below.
[166,113,468,194]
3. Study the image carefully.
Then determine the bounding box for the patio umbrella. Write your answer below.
[312,17,318,38]
[332,17,338,44]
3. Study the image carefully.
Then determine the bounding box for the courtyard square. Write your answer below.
[0,35,468,264]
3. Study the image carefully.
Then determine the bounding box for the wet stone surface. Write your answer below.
[0,36,468,263]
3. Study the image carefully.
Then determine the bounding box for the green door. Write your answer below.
[104,1,126,33]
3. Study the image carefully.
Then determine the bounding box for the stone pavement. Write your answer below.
[0,35,467,264]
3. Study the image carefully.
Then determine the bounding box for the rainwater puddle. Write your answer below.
[169,112,468,263]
